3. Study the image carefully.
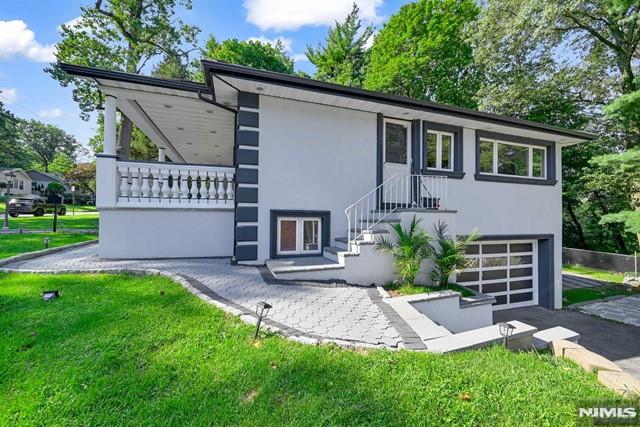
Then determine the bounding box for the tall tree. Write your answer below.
[199,37,294,76]
[48,0,199,159]
[306,4,373,86]
[66,163,97,200]
[0,99,31,168]
[364,0,482,108]
[152,53,192,80]
[20,120,80,172]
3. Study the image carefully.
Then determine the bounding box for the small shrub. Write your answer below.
[376,215,432,287]
[430,220,479,288]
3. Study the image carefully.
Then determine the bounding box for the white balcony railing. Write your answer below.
[115,160,235,209]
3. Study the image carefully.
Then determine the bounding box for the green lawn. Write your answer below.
[563,286,638,306]
[563,264,625,284]
[3,212,99,231]
[0,273,621,426]
[0,233,98,259]
[0,201,97,214]
[385,282,474,297]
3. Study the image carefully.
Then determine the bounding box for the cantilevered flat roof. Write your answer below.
[59,61,596,144]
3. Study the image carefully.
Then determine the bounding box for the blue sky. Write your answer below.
[0,0,408,157]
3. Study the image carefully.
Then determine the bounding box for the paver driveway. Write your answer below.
[578,296,640,327]
[1,244,402,348]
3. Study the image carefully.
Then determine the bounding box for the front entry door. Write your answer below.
[382,118,411,205]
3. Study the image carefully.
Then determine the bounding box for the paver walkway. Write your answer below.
[578,296,640,327]
[1,244,403,348]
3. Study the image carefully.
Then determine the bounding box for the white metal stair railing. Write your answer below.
[344,174,448,252]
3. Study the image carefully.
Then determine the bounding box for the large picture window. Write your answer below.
[478,139,546,179]
[425,130,454,171]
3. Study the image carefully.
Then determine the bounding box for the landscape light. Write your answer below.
[498,322,516,348]
[43,237,50,249]
[254,301,273,340]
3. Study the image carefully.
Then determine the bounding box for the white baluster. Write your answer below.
[188,170,197,200]
[150,168,160,199]
[225,173,234,200]
[180,171,190,199]
[216,173,225,200]
[170,170,180,199]
[118,166,130,197]
[160,169,170,199]
[130,168,141,197]
[199,171,209,201]
[141,167,151,198]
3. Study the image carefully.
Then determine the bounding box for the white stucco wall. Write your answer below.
[258,98,564,307]
[99,209,234,259]
[257,95,378,263]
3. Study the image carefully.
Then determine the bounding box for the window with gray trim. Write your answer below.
[479,138,546,179]
[422,121,464,178]
[475,130,556,186]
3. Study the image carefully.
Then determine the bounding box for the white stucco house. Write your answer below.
[60,61,594,311]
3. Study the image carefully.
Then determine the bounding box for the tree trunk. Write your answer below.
[566,201,589,249]
[117,115,133,159]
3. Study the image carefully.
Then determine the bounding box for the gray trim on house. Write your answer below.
[236,148,259,165]
[236,206,258,222]
[269,210,331,259]
[236,168,259,184]
[422,120,465,179]
[236,225,258,242]
[238,110,259,128]
[234,91,261,262]
[202,59,595,141]
[474,130,557,186]
[236,130,259,146]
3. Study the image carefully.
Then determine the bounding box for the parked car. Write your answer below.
[7,195,66,217]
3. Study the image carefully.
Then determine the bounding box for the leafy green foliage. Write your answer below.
[200,37,294,77]
[306,4,373,86]
[65,163,97,199]
[19,120,80,172]
[0,273,619,425]
[48,153,76,176]
[48,0,199,155]
[365,0,482,108]
[0,99,32,168]
[430,221,479,288]
[376,216,432,287]
[46,182,66,196]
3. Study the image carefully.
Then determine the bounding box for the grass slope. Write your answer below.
[564,286,637,306]
[563,264,625,284]
[0,273,620,426]
[0,233,98,259]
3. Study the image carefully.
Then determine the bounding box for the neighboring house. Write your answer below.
[60,61,595,311]
[0,167,32,197]
[27,170,69,194]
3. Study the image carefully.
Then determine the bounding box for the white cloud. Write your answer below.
[291,53,308,63]
[0,88,18,104]
[0,20,57,62]
[38,108,63,119]
[243,0,384,31]
[247,35,294,52]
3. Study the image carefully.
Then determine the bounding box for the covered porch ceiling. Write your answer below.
[97,78,236,166]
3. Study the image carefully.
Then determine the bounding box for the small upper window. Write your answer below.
[425,130,454,171]
[385,121,408,164]
[479,139,546,179]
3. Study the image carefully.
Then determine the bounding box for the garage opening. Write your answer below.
[456,240,538,310]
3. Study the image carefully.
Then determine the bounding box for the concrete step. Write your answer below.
[335,236,375,250]
[323,246,358,262]
[266,256,344,278]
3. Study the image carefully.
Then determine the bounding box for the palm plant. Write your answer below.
[376,216,432,287]
[430,220,480,288]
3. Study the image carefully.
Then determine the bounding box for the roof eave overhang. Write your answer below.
[202,59,596,142]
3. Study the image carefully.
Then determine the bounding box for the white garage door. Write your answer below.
[456,240,538,310]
